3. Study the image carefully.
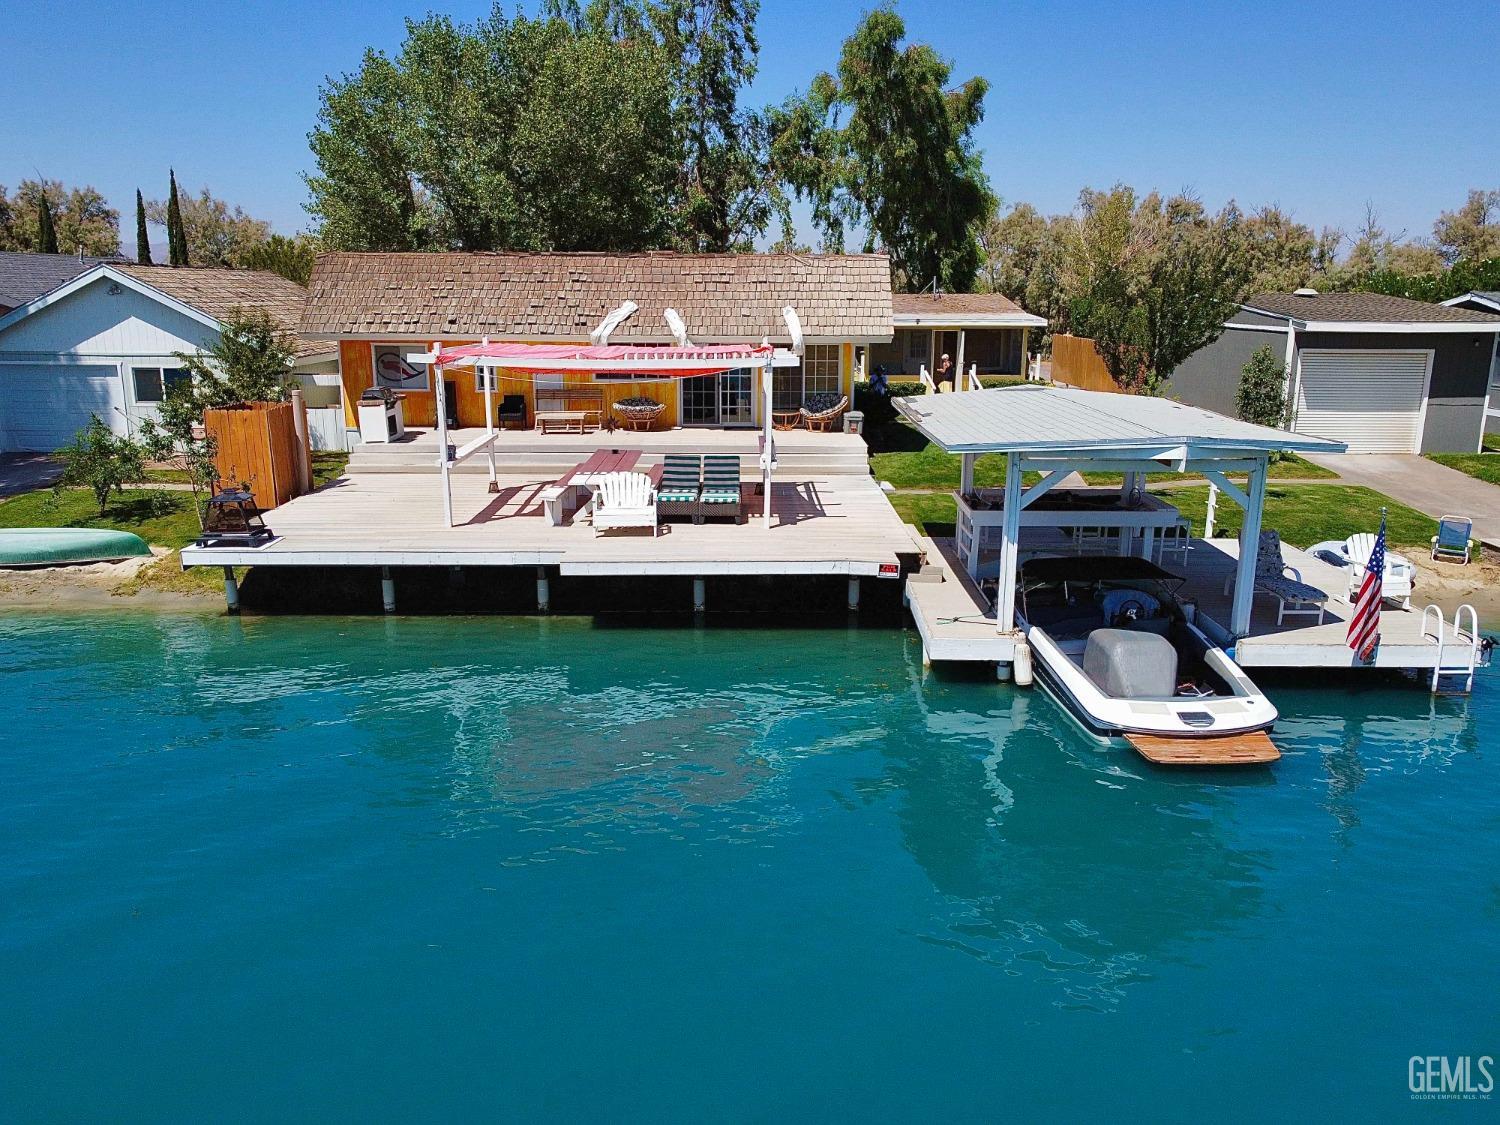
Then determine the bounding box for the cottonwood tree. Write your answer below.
[1064,186,1251,394]
[770,7,990,291]
[146,183,272,268]
[1,179,120,256]
[1239,205,1340,292]
[239,234,319,285]
[975,199,1073,331]
[1433,189,1500,266]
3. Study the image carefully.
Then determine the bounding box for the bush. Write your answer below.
[1236,344,1290,428]
[54,416,146,516]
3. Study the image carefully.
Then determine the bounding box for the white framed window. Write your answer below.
[132,366,190,403]
[771,344,842,409]
[372,345,429,392]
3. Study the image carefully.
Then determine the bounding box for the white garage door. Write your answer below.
[1294,350,1430,454]
[0,364,125,452]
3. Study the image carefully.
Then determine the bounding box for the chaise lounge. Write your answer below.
[1224,529,1329,625]
[698,455,743,524]
[656,455,701,523]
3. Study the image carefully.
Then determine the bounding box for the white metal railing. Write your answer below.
[1421,603,1481,693]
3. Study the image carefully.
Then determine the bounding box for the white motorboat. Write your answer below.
[1016,557,1280,765]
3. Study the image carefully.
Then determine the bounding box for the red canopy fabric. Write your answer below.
[435,341,774,376]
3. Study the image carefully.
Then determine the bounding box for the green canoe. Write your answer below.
[0,528,153,567]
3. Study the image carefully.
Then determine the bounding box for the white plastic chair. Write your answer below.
[587,472,657,537]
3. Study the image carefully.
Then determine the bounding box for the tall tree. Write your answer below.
[166,170,188,266]
[1432,188,1500,266]
[1239,205,1340,292]
[770,7,990,290]
[1337,203,1443,279]
[135,189,153,265]
[146,185,271,267]
[306,6,681,252]
[4,180,119,256]
[239,234,319,285]
[1063,186,1251,394]
[36,192,59,254]
[974,199,1073,330]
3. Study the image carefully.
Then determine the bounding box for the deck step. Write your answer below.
[1125,730,1281,766]
[346,450,872,476]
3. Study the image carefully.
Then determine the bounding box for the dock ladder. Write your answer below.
[1420,604,1483,694]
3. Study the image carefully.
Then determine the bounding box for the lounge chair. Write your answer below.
[1223,529,1328,625]
[1344,532,1414,608]
[800,393,849,432]
[698,454,743,524]
[587,472,657,537]
[1431,515,1474,564]
[656,454,701,523]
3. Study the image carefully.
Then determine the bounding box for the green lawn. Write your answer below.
[884,484,1436,552]
[1079,452,1337,486]
[0,487,203,549]
[139,451,349,488]
[1426,450,1500,486]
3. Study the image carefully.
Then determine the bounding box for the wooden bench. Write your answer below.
[536,410,590,434]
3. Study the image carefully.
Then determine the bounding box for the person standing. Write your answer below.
[936,353,953,392]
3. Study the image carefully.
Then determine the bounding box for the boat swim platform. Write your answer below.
[903,534,1479,676]
[179,471,920,578]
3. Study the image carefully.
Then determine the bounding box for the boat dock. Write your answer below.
[180,428,922,610]
[905,534,1483,685]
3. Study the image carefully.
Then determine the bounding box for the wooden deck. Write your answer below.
[181,470,921,578]
[1125,731,1281,766]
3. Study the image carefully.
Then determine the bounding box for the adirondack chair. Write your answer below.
[656,455,701,523]
[588,472,657,536]
[698,454,743,524]
[1224,529,1328,625]
[1431,515,1474,564]
[1343,532,1414,607]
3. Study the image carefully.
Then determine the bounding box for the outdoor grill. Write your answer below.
[197,487,273,548]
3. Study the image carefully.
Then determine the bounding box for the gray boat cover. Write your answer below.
[1082,628,1178,698]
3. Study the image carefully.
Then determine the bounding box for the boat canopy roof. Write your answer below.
[1020,556,1183,583]
[895,384,1347,458]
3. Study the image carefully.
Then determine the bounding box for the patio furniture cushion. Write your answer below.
[700,455,741,501]
[657,454,701,503]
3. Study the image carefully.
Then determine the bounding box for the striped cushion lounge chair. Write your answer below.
[698,455,743,524]
[1223,529,1327,625]
[656,455,701,522]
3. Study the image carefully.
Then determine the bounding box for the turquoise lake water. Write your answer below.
[2,613,1496,1121]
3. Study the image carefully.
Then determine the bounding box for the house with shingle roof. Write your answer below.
[0,262,340,453]
[1166,289,1500,453]
[868,292,1047,389]
[302,250,895,432]
[0,251,124,315]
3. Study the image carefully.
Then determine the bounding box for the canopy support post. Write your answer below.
[959,452,975,496]
[761,356,774,529]
[432,340,454,528]
[955,329,966,387]
[481,338,497,493]
[1230,455,1269,637]
[995,453,1023,633]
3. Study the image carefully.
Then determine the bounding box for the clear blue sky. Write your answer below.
[2,0,1492,251]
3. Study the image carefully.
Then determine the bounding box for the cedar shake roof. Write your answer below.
[300,251,895,342]
[1244,291,1500,325]
[893,292,1025,316]
[114,264,327,357]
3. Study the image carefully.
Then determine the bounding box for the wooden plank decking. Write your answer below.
[1126,731,1281,766]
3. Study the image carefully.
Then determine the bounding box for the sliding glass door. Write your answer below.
[682,371,754,426]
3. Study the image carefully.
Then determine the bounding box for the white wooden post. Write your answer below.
[955,329,966,386]
[995,454,1023,632]
[761,357,774,529]
[432,340,454,527]
[960,452,975,496]
[480,336,497,493]
[1205,481,1218,539]
[1230,456,1269,637]
[1117,471,1138,556]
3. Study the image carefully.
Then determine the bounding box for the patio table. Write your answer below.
[542,449,643,525]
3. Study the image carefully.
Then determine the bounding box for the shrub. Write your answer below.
[54,416,146,516]
[1236,344,1290,428]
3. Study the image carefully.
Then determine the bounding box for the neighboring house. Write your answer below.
[0,263,342,453]
[301,251,893,432]
[1442,292,1500,432]
[0,251,122,315]
[868,292,1046,383]
[1167,290,1500,454]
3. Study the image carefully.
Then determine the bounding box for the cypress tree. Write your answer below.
[166,169,187,266]
[135,189,153,265]
[37,192,59,254]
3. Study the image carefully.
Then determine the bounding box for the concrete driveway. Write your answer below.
[1303,453,1500,549]
[0,454,63,498]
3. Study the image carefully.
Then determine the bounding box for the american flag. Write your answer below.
[1347,511,1386,663]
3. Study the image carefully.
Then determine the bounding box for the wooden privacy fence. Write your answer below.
[1050,334,1122,393]
[203,401,305,510]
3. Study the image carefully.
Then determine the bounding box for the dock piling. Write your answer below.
[380,566,396,613]
[693,578,706,614]
[222,566,240,614]
[847,577,860,612]
[536,567,551,613]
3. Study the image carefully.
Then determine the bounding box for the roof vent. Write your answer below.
[1293,287,1319,297]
